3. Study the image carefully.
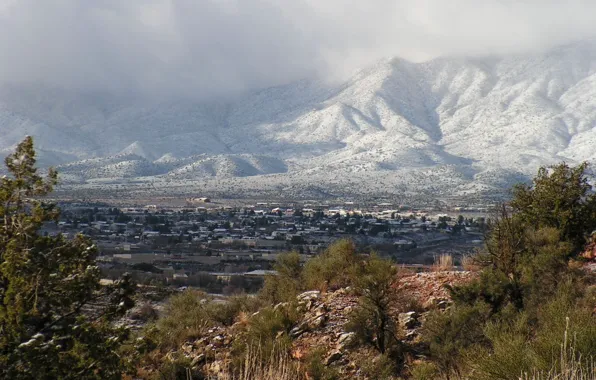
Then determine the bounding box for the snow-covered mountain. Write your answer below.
[2,41,596,200]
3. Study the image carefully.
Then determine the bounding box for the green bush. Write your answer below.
[150,290,215,349]
[347,254,399,355]
[303,239,359,291]
[410,361,441,380]
[260,252,303,304]
[210,294,264,326]
[231,304,299,373]
[305,348,340,380]
[357,354,397,380]
[151,353,202,380]
[422,302,492,376]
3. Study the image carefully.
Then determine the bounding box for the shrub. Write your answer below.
[305,348,340,380]
[151,353,202,380]
[347,254,398,355]
[209,294,264,326]
[231,305,299,373]
[463,286,596,379]
[260,252,303,304]
[131,303,159,322]
[422,302,492,376]
[433,253,454,271]
[410,361,441,380]
[150,290,215,349]
[357,353,398,380]
[510,162,596,255]
[303,239,359,291]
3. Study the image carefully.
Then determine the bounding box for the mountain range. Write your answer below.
[2,41,596,200]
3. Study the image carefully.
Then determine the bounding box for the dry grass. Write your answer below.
[520,319,596,380]
[219,345,303,380]
[433,253,454,271]
[521,355,595,380]
[460,253,481,271]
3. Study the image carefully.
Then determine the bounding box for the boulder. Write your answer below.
[325,349,343,366]
[398,311,420,330]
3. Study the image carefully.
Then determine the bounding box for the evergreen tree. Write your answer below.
[0,137,135,379]
[510,162,596,254]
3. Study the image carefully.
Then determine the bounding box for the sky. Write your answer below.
[1,0,596,100]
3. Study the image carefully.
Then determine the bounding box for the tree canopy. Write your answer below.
[0,137,135,379]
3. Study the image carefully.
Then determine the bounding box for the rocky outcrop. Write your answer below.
[141,271,475,378]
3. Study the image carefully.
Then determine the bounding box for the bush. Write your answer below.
[210,294,264,326]
[150,290,215,349]
[305,348,340,380]
[131,303,159,322]
[221,344,303,380]
[459,285,596,379]
[151,353,202,380]
[357,353,398,380]
[230,305,299,373]
[260,252,303,304]
[422,302,492,376]
[303,239,359,291]
[410,361,441,380]
[347,254,398,355]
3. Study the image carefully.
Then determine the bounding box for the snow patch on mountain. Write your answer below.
[2,41,596,198]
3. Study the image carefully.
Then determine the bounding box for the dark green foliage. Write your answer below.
[410,361,440,380]
[421,163,596,378]
[510,162,596,254]
[448,268,517,313]
[347,254,398,355]
[149,290,263,350]
[230,304,299,372]
[260,251,303,304]
[260,239,362,304]
[0,137,136,379]
[305,348,340,380]
[465,286,596,379]
[357,354,397,380]
[422,302,492,375]
[303,239,359,291]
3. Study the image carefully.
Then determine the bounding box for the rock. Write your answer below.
[209,362,222,373]
[405,330,418,341]
[337,332,355,349]
[398,311,419,329]
[274,302,289,311]
[314,304,328,317]
[325,350,343,366]
[297,290,321,301]
[308,314,327,329]
[423,297,447,310]
[290,324,307,338]
[191,354,206,366]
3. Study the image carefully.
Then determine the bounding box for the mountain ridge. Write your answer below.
[2,41,596,199]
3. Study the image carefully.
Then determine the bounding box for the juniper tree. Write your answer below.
[510,162,596,255]
[0,137,135,379]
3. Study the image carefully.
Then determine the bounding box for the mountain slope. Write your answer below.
[2,41,596,199]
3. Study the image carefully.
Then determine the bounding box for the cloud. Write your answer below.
[1,0,596,100]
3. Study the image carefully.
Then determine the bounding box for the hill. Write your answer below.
[2,41,596,199]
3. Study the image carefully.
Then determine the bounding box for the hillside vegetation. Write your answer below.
[0,139,595,379]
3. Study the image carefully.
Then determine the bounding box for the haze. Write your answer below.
[1,0,596,100]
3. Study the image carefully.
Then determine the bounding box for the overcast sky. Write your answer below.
[1,0,596,100]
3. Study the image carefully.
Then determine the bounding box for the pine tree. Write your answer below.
[0,137,135,379]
